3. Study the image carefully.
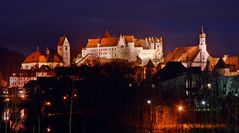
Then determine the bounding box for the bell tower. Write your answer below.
[199,26,206,51]
[57,36,71,66]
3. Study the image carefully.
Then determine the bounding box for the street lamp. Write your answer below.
[45,101,51,107]
[201,100,206,106]
[147,100,153,133]
[177,105,183,112]
[47,127,51,132]
[177,105,184,133]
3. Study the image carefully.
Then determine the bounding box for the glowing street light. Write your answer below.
[63,96,67,100]
[45,101,51,106]
[201,100,206,105]
[47,127,51,132]
[177,105,183,112]
[147,100,153,132]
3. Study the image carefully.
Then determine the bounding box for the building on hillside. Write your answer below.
[207,55,239,76]
[78,32,163,66]
[21,36,71,70]
[164,27,211,71]
[9,65,55,88]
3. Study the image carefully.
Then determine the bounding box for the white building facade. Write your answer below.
[81,33,163,65]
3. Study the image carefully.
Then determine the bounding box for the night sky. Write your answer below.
[1,0,239,57]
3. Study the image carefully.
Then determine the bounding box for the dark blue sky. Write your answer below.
[1,0,239,56]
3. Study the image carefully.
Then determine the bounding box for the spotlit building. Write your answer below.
[21,36,71,70]
[164,27,211,71]
[78,32,163,66]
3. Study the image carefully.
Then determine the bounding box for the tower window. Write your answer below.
[65,47,68,50]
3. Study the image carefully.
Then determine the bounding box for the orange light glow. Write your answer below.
[178,105,183,112]
[46,101,51,106]
[47,127,51,132]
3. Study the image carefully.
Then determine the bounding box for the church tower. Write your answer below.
[57,36,71,66]
[155,37,163,62]
[199,26,206,51]
[198,26,210,71]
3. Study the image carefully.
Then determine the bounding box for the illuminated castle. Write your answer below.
[78,32,163,65]
[21,36,71,70]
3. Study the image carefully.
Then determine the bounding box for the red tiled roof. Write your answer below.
[100,37,118,47]
[23,50,63,64]
[104,31,111,38]
[164,46,200,64]
[135,39,150,49]
[86,39,100,48]
[46,54,63,63]
[23,51,47,63]
[207,57,220,71]
[224,56,239,71]
[124,35,134,43]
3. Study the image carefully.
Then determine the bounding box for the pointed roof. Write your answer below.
[23,50,63,64]
[164,46,200,64]
[86,39,100,48]
[206,57,220,71]
[124,35,134,43]
[224,56,239,71]
[199,26,206,38]
[46,54,63,63]
[37,65,52,72]
[103,31,111,38]
[100,37,118,47]
[214,58,228,69]
[57,35,67,46]
[23,51,47,63]
[145,59,155,68]
[156,61,187,81]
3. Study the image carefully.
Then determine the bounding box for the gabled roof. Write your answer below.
[46,54,63,63]
[156,61,187,81]
[23,50,63,64]
[23,51,47,63]
[57,36,67,46]
[214,58,228,69]
[124,35,134,43]
[224,56,239,71]
[37,65,53,72]
[145,60,155,68]
[164,46,200,64]
[100,37,118,47]
[206,57,220,71]
[86,39,100,48]
[103,31,111,38]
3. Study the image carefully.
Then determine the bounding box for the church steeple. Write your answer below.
[199,26,206,48]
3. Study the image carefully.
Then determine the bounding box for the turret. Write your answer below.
[199,26,206,50]
[155,36,163,62]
